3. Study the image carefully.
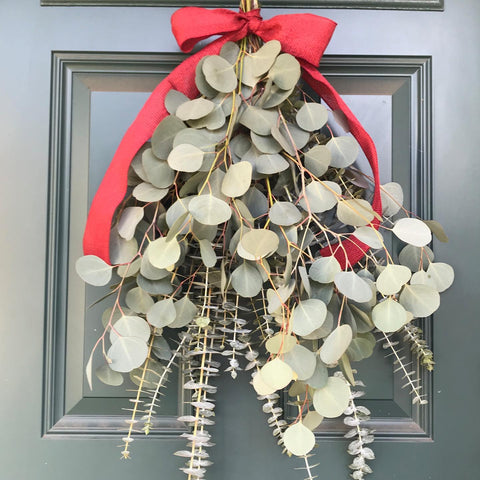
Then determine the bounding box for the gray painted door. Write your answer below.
[0,1,478,479]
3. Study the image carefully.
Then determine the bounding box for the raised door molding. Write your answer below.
[45,51,433,439]
[41,0,444,11]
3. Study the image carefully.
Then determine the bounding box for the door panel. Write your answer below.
[0,1,478,479]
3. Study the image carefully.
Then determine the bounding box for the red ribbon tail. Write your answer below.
[301,64,382,268]
[83,39,226,263]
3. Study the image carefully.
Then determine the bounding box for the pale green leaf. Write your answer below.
[147,237,181,269]
[399,284,440,317]
[269,53,301,90]
[334,271,373,303]
[137,275,173,296]
[392,218,432,247]
[75,255,112,286]
[354,226,384,249]
[423,220,449,243]
[199,239,217,268]
[283,344,316,380]
[304,357,328,389]
[265,333,297,354]
[327,136,359,168]
[151,115,185,159]
[398,244,434,272]
[125,287,154,314]
[309,256,341,284]
[146,298,176,328]
[260,357,293,391]
[283,422,315,457]
[300,180,341,213]
[110,233,138,265]
[337,199,375,227]
[302,411,324,431]
[239,229,279,259]
[250,40,281,77]
[291,299,327,336]
[376,264,412,295]
[269,201,302,226]
[231,262,263,298]
[202,55,238,93]
[109,315,151,344]
[425,262,454,292]
[132,182,169,202]
[304,145,331,178]
[381,182,404,217]
[372,298,408,332]
[107,337,149,373]
[220,41,240,64]
[347,332,376,362]
[256,153,289,175]
[95,364,124,386]
[313,376,351,418]
[320,325,353,364]
[169,296,197,328]
[142,148,175,189]
[164,89,189,115]
[167,144,204,172]
[250,132,282,154]
[221,161,252,198]
[252,371,275,396]
[176,98,215,121]
[296,103,328,132]
[239,106,278,136]
[188,194,231,225]
[117,206,144,241]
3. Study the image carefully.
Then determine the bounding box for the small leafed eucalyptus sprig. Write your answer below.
[75,7,454,479]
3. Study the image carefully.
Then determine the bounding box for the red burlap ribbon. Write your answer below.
[83,7,381,268]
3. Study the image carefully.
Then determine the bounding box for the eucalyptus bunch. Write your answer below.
[76,20,453,480]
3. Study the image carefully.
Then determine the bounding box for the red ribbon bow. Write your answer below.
[83,7,382,268]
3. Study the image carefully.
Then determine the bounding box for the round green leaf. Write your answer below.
[176,98,215,121]
[198,238,217,268]
[137,275,173,296]
[240,229,279,259]
[269,201,302,226]
[188,194,231,225]
[252,371,275,396]
[107,336,148,373]
[302,411,324,431]
[398,244,434,272]
[309,256,341,284]
[167,144,204,172]
[337,198,375,227]
[423,262,454,292]
[354,226,384,250]
[220,41,240,64]
[125,287,154,314]
[250,132,282,154]
[142,148,175,189]
[260,357,293,391]
[265,333,297,354]
[117,206,144,241]
[372,298,408,332]
[334,271,373,303]
[320,324,353,364]
[75,255,112,286]
[283,344,316,380]
[256,153,289,175]
[250,40,281,77]
[110,233,138,265]
[95,364,124,387]
[423,220,449,243]
[147,298,176,328]
[381,182,404,217]
[202,55,238,93]
[151,115,185,159]
[392,218,432,247]
[291,299,327,336]
[347,332,376,362]
[148,237,181,269]
[296,103,328,132]
[269,53,301,90]
[304,145,331,178]
[164,89,189,115]
[376,264,412,295]
[221,161,252,198]
[110,315,151,344]
[239,106,278,136]
[399,284,440,318]
[231,262,263,298]
[326,136,359,168]
[313,376,351,418]
[301,180,341,213]
[169,296,197,329]
[132,182,169,202]
[304,358,328,389]
[283,422,315,457]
